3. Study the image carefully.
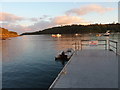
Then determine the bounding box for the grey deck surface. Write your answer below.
[53,50,118,88]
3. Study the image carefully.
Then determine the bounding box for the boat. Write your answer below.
[55,48,74,61]
[51,34,61,37]
[96,34,102,37]
[104,30,110,36]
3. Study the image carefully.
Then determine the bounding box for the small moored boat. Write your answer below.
[51,34,61,37]
[55,48,74,61]
[104,30,110,36]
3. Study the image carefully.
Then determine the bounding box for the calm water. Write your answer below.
[1,34,120,88]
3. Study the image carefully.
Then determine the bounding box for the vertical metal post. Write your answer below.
[75,36,77,51]
[105,40,107,50]
[116,42,118,55]
[108,40,110,50]
[81,40,82,50]
[75,41,76,51]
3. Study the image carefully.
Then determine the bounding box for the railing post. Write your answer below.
[75,42,76,51]
[105,40,107,50]
[78,41,80,50]
[81,40,82,50]
[116,42,118,55]
[108,40,110,51]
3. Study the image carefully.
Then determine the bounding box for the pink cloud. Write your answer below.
[0,12,52,33]
[0,12,24,23]
[0,12,50,23]
[1,15,90,34]
[28,15,89,32]
[2,21,54,34]
[52,15,89,25]
[2,23,31,33]
[66,4,115,16]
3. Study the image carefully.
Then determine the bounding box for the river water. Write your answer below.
[1,34,120,88]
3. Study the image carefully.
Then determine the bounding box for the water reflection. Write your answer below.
[2,35,64,88]
[55,59,67,66]
[2,36,31,62]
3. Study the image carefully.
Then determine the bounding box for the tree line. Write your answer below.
[21,23,120,35]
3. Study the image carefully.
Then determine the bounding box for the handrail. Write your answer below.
[109,40,117,43]
[80,40,107,50]
[108,40,118,55]
[80,39,118,55]
[81,40,106,41]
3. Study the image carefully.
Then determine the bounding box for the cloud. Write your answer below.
[2,20,54,34]
[26,15,89,32]
[28,15,89,31]
[28,20,55,31]
[0,12,49,23]
[52,15,89,25]
[29,15,49,22]
[2,23,31,33]
[66,4,115,16]
[0,12,24,23]
[0,12,53,33]
[29,18,40,22]
[1,14,89,34]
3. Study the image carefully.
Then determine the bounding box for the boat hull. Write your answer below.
[55,55,68,61]
[55,49,74,61]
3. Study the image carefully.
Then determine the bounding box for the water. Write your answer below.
[2,35,65,88]
[1,34,120,88]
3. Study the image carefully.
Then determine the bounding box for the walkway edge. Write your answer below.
[49,51,76,89]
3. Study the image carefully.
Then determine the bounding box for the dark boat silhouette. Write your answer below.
[55,48,74,61]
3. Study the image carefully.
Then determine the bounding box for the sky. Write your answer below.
[0,2,119,34]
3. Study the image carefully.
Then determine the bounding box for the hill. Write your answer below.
[0,27,19,40]
[21,23,120,35]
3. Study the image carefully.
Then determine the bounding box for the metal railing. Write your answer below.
[108,40,118,55]
[80,40,107,50]
[79,39,118,55]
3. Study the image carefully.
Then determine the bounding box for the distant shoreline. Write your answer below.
[21,32,120,35]
[21,23,120,35]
